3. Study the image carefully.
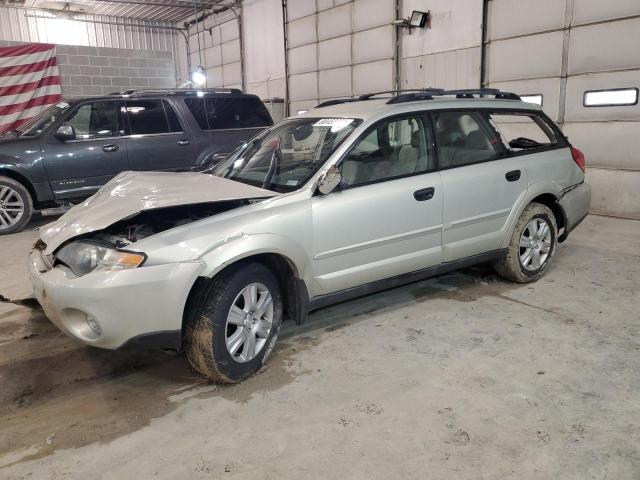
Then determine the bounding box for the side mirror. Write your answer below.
[54,125,76,142]
[317,165,342,195]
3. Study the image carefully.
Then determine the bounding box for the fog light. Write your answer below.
[86,316,102,336]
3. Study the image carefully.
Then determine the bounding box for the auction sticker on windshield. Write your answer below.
[313,118,354,131]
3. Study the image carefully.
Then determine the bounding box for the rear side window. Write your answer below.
[125,99,171,135]
[488,112,558,151]
[163,100,183,132]
[184,96,272,130]
[433,111,501,169]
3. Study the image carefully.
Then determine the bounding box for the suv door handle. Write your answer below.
[505,170,521,182]
[414,187,435,201]
[102,144,119,153]
[177,139,190,146]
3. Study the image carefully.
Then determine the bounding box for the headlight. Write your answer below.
[56,241,146,277]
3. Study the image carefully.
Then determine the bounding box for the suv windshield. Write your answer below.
[212,117,360,192]
[17,102,71,137]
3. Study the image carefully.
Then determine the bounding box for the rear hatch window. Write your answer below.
[184,96,273,130]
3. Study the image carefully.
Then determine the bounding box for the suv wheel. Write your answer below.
[184,262,283,383]
[0,176,33,235]
[494,202,557,283]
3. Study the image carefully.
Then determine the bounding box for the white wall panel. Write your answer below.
[564,70,640,122]
[223,61,242,86]
[488,0,565,40]
[207,66,224,87]
[402,0,482,57]
[289,72,318,101]
[289,44,318,74]
[564,122,640,171]
[243,0,286,98]
[222,39,241,64]
[489,77,562,121]
[353,59,394,94]
[569,19,640,75]
[220,20,240,43]
[317,4,352,40]
[487,31,564,82]
[288,15,317,48]
[318,36,352,69]
[319,66,352,98]
[353,26,394,64]
[586,168,640,218]
[287,0,316,21]
[572,0,640,26]
[352,0,395,32]
[204,45,223,68]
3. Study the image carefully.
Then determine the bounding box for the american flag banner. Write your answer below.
[0,43,62,134]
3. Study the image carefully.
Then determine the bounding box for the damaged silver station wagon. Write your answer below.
[29,89,591,383]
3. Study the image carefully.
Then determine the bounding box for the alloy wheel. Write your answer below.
[225,282,274,363]
[0,186,25,230]
[519,218,552,271]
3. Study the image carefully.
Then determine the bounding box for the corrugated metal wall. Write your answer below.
[485,0,640,218]
[0,6,179,52]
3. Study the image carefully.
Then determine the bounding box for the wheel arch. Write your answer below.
[529,193,568,242]
[182,251,310,342]
[0,168,37,205]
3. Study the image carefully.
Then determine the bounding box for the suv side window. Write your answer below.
[341,115,433,187]
[433,111,501,169]
[124,99,172,135]
[487,111,558,151]
[184,97,272,130]
[63,101,122,139]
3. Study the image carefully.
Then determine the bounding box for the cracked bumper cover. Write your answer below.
[28,250,204,349]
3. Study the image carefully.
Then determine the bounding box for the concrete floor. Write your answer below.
[0,214,638,479]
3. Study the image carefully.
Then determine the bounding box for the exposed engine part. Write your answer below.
[88,200,254,248]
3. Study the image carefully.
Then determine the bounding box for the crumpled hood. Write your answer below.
[40,171,278,254]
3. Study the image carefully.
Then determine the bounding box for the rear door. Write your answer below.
[434,110,529,261]
[42,99,128,199]
[124,98,197,171]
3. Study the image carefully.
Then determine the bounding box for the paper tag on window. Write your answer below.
[313,118,354,131]
[56,102,70,109]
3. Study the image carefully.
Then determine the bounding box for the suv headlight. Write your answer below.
[56,241,146,277]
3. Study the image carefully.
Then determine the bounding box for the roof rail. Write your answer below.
[315,89,445,108]
[110,88,243,96]
[386,88,520,104]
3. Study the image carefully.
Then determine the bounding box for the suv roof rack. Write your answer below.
[109,88,244,96]
[315,88,521,108]
[387,88,521,104]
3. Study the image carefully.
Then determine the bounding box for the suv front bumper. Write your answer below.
[28,250,203,349]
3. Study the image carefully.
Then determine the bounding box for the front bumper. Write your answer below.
[28,250,204,349]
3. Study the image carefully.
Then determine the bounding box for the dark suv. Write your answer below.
[0,88,273,234]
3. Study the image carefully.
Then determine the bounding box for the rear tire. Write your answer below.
[0,176,33,235]
[184,262,283,383]
[494,202,557,283]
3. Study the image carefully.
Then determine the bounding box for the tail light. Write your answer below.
[571,146,586,172]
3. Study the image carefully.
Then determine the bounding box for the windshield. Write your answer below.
[212,117,360,192]
[17,102,70,137]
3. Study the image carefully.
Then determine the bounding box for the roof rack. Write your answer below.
[109,88,243,96]
[315,89,446,108]
[387,88,520,104]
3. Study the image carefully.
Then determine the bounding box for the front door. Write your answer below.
[311,114,443,295]
[42,100,128,199]
[434,110,529,261]
[124,98,198,171]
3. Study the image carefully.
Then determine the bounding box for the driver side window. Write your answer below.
[63,101,122,139]
[341,116,432,187]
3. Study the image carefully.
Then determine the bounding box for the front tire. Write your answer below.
[184,262,283,383]
[494,202,557,283]
[0,176,33,235]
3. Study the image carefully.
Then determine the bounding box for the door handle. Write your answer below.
[177,139,190,146]
[102,144,119,153]
[505,170,521,182]
[414,187,435,201]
